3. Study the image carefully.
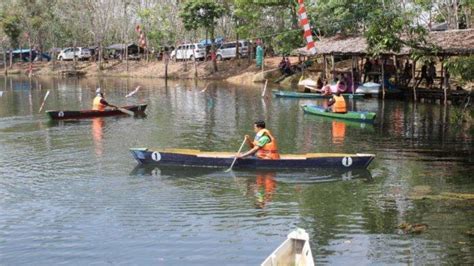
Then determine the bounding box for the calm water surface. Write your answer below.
[0,76,473,265]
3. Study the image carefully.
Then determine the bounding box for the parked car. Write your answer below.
[170,43,206,61]
[216,40,250,60]
[57,47,91,61]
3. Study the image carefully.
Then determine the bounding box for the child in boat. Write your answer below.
[237,120,280,160]
[327,91,347,113]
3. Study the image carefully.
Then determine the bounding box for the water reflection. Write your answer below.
[332,121,346,144]
[130,165,373,210]
[92,118,105,156]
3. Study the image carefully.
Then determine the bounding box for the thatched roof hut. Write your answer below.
[294,29,474,56]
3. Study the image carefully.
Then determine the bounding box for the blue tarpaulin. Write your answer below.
[199,37,225,46]
[10,48,50,61]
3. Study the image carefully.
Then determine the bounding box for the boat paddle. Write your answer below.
[125,86,141,98]
[224,137,247,173]
[113,105,135,116]
[38,90,50,113]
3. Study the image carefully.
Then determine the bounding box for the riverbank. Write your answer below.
[1,57,295,86]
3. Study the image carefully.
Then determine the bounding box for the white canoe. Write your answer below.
[261,228,314,266]
[355,82,381,94]
[298,78,318,87]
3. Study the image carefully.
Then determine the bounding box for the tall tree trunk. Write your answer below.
[3,49,7,75]
[9,50,13,68]
[28,34,33,77]
[211,26,217,72]
[235,31,240,66]
[73,40,77,70]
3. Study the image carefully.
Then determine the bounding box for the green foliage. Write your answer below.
[0,10,22,47]
[365,10,408,54]
[313,0,379,36]
[445,56,474,82]
[179,0,226,32]
[364,8,432,56]
[272,30,303,55]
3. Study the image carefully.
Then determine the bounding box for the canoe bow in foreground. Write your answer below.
[261,228,314,266]
[302,104,376,123]
[130,148,375,170]
[46,104,147,120]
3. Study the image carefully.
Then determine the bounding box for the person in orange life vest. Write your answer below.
[237,120,280,160]
[327,90,347,113]
[92,92,118,111]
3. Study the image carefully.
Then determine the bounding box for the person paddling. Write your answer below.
[237,120,280,160]
[327,90,347,113]
[92,92,118,111]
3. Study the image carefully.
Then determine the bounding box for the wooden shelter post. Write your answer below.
[440,57,447,105]
[381,56,385,99]
[331,54,335,80]
[323,55,327,81]
[393,55,399,87]
[412,59,417,102]
[351,56,355,95]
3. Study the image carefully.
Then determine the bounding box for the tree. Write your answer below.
[0,9,22,48]
[180,0,226,72]
[445,55,474,83]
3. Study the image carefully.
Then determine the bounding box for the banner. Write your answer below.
[297,0,316,54]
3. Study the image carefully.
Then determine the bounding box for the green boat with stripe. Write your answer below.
[273,89,365,99]
[301,104,376,123]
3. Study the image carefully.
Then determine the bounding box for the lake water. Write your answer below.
[0,76,473,265]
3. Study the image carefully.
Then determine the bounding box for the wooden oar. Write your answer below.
[224,137,247,173]
[38,90,50,113]
[114,106,134,116]
[304,85,320,92]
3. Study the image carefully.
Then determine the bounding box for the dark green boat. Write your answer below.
[301,104,376,123]
[273,89,365,99]
[130,148,375,170]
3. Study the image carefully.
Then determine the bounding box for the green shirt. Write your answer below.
[256,135,270,147]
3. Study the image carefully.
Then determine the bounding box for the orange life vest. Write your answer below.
[252,129,280,160]
[332,95,347,113]
[92,95,106,111]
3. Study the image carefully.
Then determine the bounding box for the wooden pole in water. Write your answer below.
[261,79,268,97]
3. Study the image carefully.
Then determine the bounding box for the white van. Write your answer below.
[57,47,91,61]
[170,43,206,60]
[216,40,249,60]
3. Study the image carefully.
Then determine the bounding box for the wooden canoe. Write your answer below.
[46,104,147,120]
[301,104,376,123]
[261,228,314,266]
[130,148,375,170]
[273,89,365,99]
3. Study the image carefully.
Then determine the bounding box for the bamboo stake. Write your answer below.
[261,79,268,97]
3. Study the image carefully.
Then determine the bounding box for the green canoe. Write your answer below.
[273,89,365,99]
[301,104,376,123]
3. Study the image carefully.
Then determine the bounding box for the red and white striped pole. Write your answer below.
[298,0,316,55]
